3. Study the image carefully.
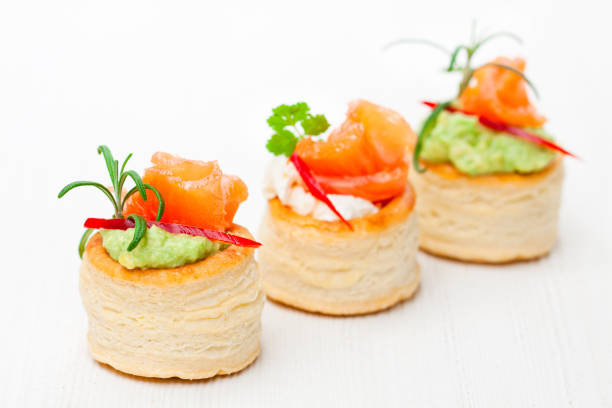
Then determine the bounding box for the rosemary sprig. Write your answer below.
[58,181,121,214]
[58,145,165,257]
[382,38,450,55]
[413,101,452,173]
[384,24,540,171]
[383,25,537,99]
[126,214,147,251]
[481,62,540,99]
[78,228,95,258]
[122,183,165,221]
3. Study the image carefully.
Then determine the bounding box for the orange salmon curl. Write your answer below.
[124,152,248,231]
[294,99,414,202]
[459,57,546,128]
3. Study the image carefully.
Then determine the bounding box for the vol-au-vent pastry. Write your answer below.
[389,29,577,263]
[59,147,263,379]
[259,100,420,315]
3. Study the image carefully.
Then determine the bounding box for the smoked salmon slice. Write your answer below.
[314,166,408,203]
[124,152,248,231]
[294,99,413,202]
[459,57,546,128]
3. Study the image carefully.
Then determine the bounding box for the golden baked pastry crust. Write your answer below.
[259,189,420,315]
[80,224,263,380]
[266,184,416,234]
[85,224,255,286]
[410,156,564,263]
[88,334,261,380]
[422,155,562,186]
[265,267,420,316]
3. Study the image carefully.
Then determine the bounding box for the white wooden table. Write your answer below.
[1,0,610,406]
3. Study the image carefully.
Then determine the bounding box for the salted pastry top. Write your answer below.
[85,224,256,286]
[263,156,379,221]
[267,184,416,234]
[420,154,563,185]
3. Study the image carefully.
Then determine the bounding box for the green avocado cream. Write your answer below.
[100,225,227,269]
[420,111,555,176]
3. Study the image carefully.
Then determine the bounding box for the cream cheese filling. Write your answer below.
[263,156,378,221]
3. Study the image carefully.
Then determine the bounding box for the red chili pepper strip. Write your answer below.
[423,100,465,114]
[477,116,577,158]
[422,101,578,158]
[83,218,262,248]
[289,153,353,230]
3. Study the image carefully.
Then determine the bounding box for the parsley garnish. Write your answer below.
[266,102,330,156]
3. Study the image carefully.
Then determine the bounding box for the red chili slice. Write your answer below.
[289,153,353,230]
[422,101,577,158]
[83,218,262,248]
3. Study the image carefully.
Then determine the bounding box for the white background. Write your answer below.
[1,0,611,406]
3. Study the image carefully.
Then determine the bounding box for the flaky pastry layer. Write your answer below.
[80,225,264,379]
[259,190,420,315]
[410,157,564,263]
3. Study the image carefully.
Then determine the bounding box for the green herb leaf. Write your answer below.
[414,101,452,173]
[120,170,147,201]
[78,228,95,258]
[58,181,119,214]
[385,27,538,101]
[122,183,165,221]
[267,103,310,130]
[59,146,168,258]
[126,214,147,251]
[97,145,118,190]
[266,130,299,157]
[265,102,330,156]
[447,45,468,72]
[382,38,451,55]
[267,114,288,132]
[302,114,330,136]
[120,153,133,175]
